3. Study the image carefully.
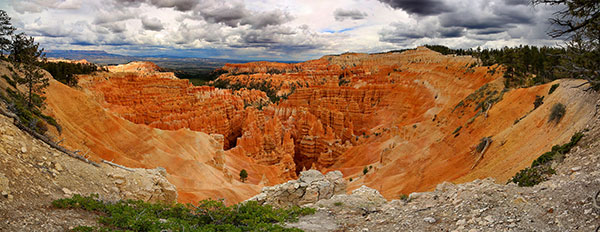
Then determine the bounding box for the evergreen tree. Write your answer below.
[0,10,15,55]
[239,169,248,182]
[533,0,600,89]
[9,33,48,108]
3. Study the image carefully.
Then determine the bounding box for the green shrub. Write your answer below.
[548,103,566,123]
[333,202,343,207]
[363,166,368,175]
[399,194,409,202]
[531,132,583,167]
[510,166,555,187]
[452,126,462,134]
[53,194,315,231]
[511,132,583,186]
[548,83,559,94]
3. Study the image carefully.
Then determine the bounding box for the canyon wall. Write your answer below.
[40,47,598,203]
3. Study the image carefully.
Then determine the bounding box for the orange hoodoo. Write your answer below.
[42,46,598,203]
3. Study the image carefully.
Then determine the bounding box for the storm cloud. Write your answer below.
[377,0,452,16]
[4,0,564,60]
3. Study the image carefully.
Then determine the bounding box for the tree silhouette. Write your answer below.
[10,33,48,108]
[0,10,15,55]
[533,0,600,89]
[239,169,248,183]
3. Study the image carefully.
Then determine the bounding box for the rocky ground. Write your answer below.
[0,103,177,231]
[285,105,600,231]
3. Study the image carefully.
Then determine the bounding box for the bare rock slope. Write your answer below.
[0,102,177,231]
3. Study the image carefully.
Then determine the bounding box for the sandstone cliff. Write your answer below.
[30,46,600,205]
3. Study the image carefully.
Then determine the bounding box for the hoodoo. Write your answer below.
[38,47,597,203]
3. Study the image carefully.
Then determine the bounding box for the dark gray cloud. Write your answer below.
[113,0,145,7]
[197,3,247,27]
[379,0,550,47]
[334,9,367,21]
[141,16,164,31]
[113,0,197,11]
[504,0,529,6]
[148,0,198,11]
[377,0,452,16]
[196,3,292,29]
[232,26,324,53]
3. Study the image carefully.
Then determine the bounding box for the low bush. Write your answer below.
[510,166,555,187]
[533,95,544,109]
[53,194,315,231]
[548,103,566,123]
[548,83,559,94]
[511,132,583,187]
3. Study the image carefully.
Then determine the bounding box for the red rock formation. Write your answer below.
[39,47,598,205]
[81,71,267,149]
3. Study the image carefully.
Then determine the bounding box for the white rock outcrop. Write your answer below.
[248,170,346,207]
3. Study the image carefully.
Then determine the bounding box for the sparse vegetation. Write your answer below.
[511,132,583,186]
[548,103,566,123]
[209,78,292,104]
[452,126,462,134]
[1,74,15,87]
[548,83,559,94]
[52,194,315,231]
[399,194,409,202]
[476,137,492,153]
[334,202,343,207]
[363,166,368,175]
[533,95,544,109]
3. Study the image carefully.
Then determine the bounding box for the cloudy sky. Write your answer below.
[1,0,563,61]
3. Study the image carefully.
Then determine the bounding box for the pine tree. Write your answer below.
[533,0,600,89]
[10,33,48,108]
[0,10,15,55]
[239,169,248,183]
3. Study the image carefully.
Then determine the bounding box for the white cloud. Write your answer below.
[4,0,564,60]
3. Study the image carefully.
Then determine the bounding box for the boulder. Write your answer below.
[248,170,347,207]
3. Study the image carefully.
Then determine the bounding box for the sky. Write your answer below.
[1,0,564,61]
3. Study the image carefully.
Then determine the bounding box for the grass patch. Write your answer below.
[53,194,315,232]
[510,132,583,187]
